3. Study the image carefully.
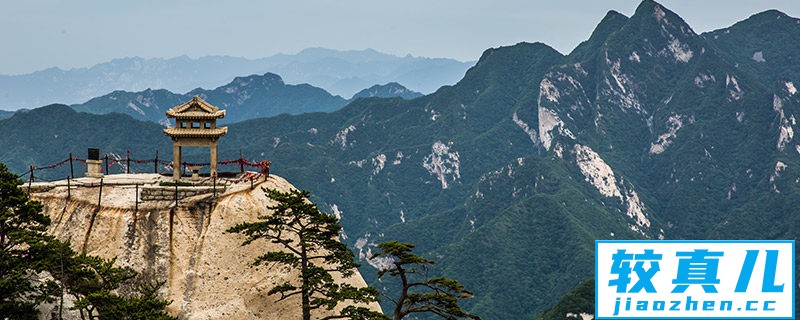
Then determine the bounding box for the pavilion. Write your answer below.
[163,96,227,180]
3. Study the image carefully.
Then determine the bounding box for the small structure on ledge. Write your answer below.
[163,96,227,181]
[85,148,104,178]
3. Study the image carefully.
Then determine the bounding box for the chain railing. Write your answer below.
[18,151,271,184]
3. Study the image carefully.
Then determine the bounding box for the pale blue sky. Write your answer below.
[1,0,798,75]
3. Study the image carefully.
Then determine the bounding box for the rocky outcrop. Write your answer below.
[31,173,380,319]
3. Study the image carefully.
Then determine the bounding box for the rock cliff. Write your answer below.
[29,173,380,319]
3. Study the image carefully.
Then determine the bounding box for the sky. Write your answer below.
[1,0,799,75]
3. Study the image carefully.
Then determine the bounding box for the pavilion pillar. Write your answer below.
[210,141,218,178]
[173,143,182,181]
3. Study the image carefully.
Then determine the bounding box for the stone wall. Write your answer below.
[140,186,225,201]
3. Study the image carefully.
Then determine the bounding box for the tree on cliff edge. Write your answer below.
[371,241,480,320]
[228,188,387,320]
[0,163,56,319]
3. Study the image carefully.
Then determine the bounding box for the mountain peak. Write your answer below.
[599,0,700,65]
[475,42,560,66]
[749,9,792,20]
[702,8,800,86]
[230,72,285,86]
[593,10,629,37]
[350,82,423,100]
[29,103,75,115]
[632,0,695,36]
[719,8,799,31]
[568,10,628,60]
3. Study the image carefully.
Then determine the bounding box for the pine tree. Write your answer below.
[0,163,57,319]
[227,188,387,320]
[0,162,175,319]
[372,241,480,320]
[119,280,176,320]
[45,243,177,320]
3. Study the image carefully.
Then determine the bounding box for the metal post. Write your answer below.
[27,166,33,194]
[174,182,179,207]
[126,151,130,174]
[69,153,74,179]
[239,149,244,173]
[135,184,139,212]
[66,176,71,199]
[97,178,103,208]
[154,150,159,174]
[213,175,217,198]
[104,155,109,175]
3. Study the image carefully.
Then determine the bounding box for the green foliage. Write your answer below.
[0,162,56,319]
[66,255,135,319]
[0,161,175,319]
[45,241,176,320]
[536,279,594,320]
[113,280,176,320]
[372,241,480,320]
[705,10,800,86]
[227,188,385,320]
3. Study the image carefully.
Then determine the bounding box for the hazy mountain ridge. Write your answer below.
[70,73,422,124]
[351,82,423,100]
[0,110,13,120]
[2,1,799,319]
[0,48,472,110]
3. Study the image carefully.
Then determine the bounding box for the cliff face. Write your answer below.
[31,173,380,319]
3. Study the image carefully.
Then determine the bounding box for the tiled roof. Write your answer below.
[166,110,226,119]
[165,96,225,119]
[163,127,228,137]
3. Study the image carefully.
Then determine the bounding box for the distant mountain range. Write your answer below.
[350,82,423,100]
[70,74,422,124]
[2,1,799,319]
[0,110,13,120]
[0,48,472,110]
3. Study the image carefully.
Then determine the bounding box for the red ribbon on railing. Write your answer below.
[33,158,70,170]
[22,154,271,176]
[219,158,242,165]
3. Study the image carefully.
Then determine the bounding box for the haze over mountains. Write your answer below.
[0,48,472,110]
[2,1,799,319]
[70,73,422,124]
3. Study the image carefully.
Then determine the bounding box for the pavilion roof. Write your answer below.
[166,96,226,119]
[168,110,226,119]
[163,127,228,138]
